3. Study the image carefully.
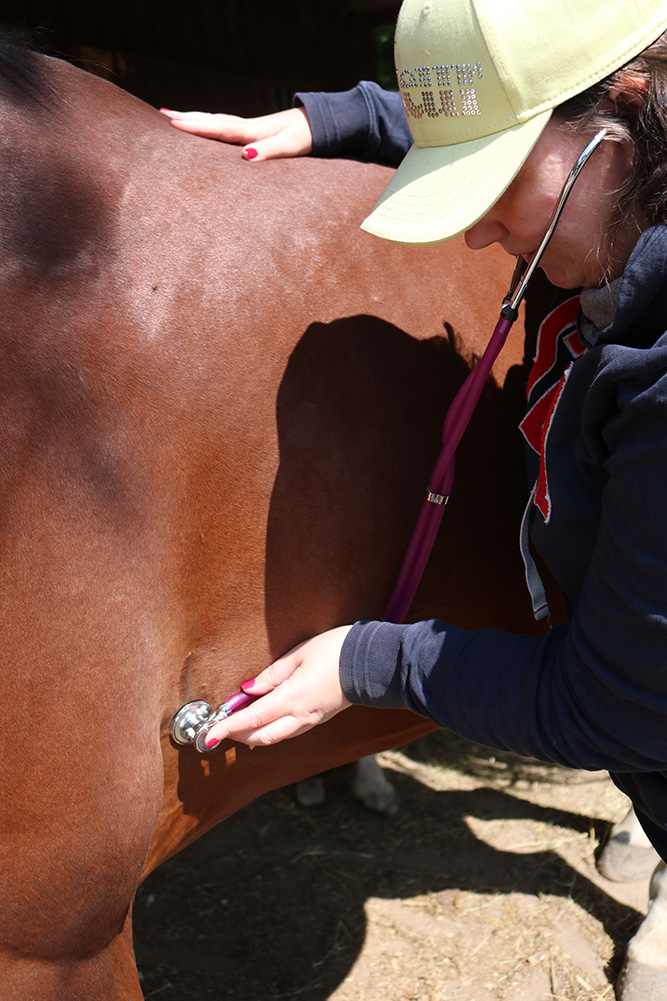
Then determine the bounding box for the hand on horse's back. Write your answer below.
[159,106,313,161]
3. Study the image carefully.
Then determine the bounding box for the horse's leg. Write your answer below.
[295,756,398,814]
[350,755,399,815]
[295,773,327,808]
[618,860,667,1001]
[0,705,163,1001]
[0,912,142,1001]
[0,537,166,1000]
[598,803,660,882]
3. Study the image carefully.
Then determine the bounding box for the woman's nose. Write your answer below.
[464,215,508,250]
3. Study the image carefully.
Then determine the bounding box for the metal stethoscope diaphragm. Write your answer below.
[170,691,259,753]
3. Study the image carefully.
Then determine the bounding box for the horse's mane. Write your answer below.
[0,27,51,105]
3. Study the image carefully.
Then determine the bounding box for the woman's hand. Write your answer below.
[203,625,353,749]
[159,106,313,161]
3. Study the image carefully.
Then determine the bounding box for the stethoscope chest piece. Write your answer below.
[170,700,213,747]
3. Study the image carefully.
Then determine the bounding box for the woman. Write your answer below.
[164,0,667,862]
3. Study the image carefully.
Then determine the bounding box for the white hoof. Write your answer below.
[295,756,399,814]
[351,755,399,815]
[598,805,659,882]
[619,862,667,999]
[598,837,660,882]
[295,775,325,808]
[618,957,667,1001]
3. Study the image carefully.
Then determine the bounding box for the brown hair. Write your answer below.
[555,30,667,228]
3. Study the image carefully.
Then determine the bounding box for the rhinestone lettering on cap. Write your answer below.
[460,88,481,115]
[401,90,425,119]
[398,61,484,122]
[456,62,483,86]
[423,89,460,118]
[434,64,453,86]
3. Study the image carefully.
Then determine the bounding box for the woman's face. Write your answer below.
[464,119,641,289]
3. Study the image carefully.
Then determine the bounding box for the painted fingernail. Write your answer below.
[205,735,221,749]
[243,147,258,160]
[240,678,256,691]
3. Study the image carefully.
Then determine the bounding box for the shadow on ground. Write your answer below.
[134,731,641,1000]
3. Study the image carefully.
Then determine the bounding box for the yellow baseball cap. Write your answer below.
[362,0,667,244]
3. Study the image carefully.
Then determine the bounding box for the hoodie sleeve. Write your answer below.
[293,81,412,166]
[340,353,667,779]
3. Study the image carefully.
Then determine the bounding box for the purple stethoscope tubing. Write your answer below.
[382,310,515,623]
[382,128,608,625]
[218,690,257,715]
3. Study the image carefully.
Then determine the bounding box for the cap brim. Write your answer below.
[361,109,552,245]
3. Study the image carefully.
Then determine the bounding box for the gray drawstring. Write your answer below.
[520,483,550,621]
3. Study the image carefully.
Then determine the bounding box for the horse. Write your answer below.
[0,36,568,1001]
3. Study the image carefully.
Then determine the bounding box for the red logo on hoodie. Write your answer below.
[519,296,585,521]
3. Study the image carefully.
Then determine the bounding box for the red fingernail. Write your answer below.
[205,736,220,749]
[240,678,256,691]
[244,147,258,160]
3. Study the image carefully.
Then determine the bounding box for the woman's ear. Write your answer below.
[608,70,649,111]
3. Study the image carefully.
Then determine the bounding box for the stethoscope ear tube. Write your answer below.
[504,128,608,317]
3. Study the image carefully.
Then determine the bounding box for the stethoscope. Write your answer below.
[171,127,608,754]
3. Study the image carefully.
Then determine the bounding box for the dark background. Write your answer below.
[1,1,400,114]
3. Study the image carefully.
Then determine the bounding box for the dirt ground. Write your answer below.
[133,730,652,1001]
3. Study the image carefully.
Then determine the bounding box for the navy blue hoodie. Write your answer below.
[298,84,667,862]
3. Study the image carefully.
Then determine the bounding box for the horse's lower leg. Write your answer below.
[598,803,659,882]
[295,755,398,814]
[618,861,667,1001]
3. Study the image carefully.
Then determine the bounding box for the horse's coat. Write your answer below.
[0,42,554,999]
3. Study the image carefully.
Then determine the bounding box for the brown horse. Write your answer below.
[0,39,553,1000]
